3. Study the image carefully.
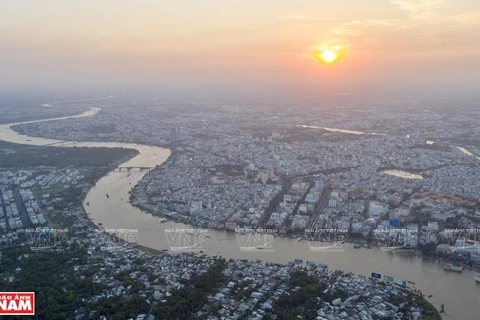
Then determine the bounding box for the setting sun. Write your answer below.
[319,49,338,64]
[315,44,345,65]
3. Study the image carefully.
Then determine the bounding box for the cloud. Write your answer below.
[447,12,480,26]
[390,0,480,29]
[347,19,398,26]
[327,1,480,37]
[329,26,356,36]
[280,14,309,20]
[280,14,341,21]
[390,0,446,13]
[328,19,398,37]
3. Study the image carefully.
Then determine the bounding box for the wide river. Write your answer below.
[0,108,478,319]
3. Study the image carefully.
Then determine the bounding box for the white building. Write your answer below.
[328,197,337,208]
[369,201,387,218]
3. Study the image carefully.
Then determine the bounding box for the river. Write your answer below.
[298,125,387,136]
[457,146,480,161]
[382,170,424,180]
[0,108,479,319]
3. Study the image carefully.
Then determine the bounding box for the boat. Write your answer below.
[380,245,414,252]
[475,275,480,283]
[353,243,361,249]
[86,201,90,206]
[407,281,416,285]
[106,194,110,198]
[442,263,463,272]
[395,280,407,287]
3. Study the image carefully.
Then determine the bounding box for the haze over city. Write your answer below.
[1,1,480,320]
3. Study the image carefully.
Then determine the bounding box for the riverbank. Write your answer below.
[3,107,478,319]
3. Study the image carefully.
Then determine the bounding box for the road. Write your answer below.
[307,186,332,229]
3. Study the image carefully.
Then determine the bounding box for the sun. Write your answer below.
[314,44,345,65]
[319,49,338,64]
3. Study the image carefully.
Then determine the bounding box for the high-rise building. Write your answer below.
[328,197,337,208]
[170,128,177,142]
[190,200,203,214]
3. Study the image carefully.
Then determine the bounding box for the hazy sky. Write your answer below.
[2,0,480,103]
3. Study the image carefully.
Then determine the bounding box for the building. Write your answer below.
[225,220,237,230]
[390,207,410,220]
[169,128,177,142]
[436,244,452,254]
[299,203,308,214]
[369,201,387,218]
[420,226,438,245]
[470,252,480,264]
[427,222,439,231]
[190,200,203,214]
[328,197,337,208]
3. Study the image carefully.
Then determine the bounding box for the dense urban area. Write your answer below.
[3,95,480,319]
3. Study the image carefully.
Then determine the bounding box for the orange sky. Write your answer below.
[1,0,479,102]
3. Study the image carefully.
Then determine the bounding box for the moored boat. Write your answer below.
[442,263,463,272]
[475,275,480,283]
